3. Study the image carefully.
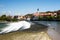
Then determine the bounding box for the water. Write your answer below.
[35,21,60,33]
[0,23,7,28]
[0,23,8,32]
[0,21,60,40]
[0,21,31,34]
[34,21,60,40]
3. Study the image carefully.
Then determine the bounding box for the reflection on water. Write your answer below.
[47,22,60,40]
[0,23,8,31]
[0,23,7,28]
[47,21,60,33]
[0,21,60,40]
[35,21,60,33]
[35,21,60,40]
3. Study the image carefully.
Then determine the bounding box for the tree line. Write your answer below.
[0,15,18,22]
[0,10,60,21]
[26,10,60,21]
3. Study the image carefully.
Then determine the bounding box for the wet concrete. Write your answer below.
[0,21,52,40]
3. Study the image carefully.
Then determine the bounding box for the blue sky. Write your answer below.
[0,0,60,16]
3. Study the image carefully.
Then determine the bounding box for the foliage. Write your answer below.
[0,15,18,22]
[12,18,18,22]
[25,14,33,17]
[0,15,7,21]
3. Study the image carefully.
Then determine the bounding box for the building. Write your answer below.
[33,12,57,17]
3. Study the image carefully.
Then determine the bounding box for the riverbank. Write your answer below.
[0,21,52,40]
[32,21,60,40]
[0,31,51,40]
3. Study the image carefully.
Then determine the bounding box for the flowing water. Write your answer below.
[0,21,31,34]
[34,21,60,40]
[0,21,60,40]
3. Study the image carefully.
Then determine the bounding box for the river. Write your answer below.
[0,21,60,40]
[34,21,60,40]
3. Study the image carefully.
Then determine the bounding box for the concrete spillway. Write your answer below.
[0,21,31,34]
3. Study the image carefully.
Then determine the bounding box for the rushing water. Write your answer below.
[0,21,31,34]
[0,21,60,40]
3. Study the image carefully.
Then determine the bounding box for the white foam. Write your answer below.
[0,21,31,34]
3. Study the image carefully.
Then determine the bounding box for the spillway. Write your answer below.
[0,21,31,34]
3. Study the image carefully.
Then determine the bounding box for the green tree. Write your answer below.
[6,16,12,21]
[57,10,60,20]
[0,15,7,21]
[25,14,33,17]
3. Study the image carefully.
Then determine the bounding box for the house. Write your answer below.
[33,12,57,17]
[18,16,26,20]
[32,12,57,20]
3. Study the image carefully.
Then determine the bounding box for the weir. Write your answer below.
[0,21,31,34]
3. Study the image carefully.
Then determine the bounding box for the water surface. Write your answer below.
[0,21,60,40]
[34,21,60,40]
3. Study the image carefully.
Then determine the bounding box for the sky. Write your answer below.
[0,0,60,16]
